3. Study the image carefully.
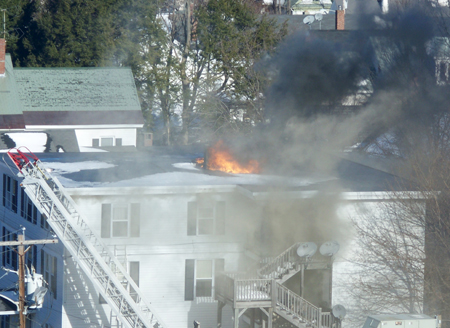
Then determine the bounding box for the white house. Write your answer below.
[0,147,425,328]
[0,39,145,152]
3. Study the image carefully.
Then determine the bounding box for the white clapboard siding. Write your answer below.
[62,252,111,328]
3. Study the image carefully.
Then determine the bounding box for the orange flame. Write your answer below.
[194,157,204,168]
[206,140,260,174]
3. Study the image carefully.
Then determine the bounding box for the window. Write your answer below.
[101,137,114,147]
[2,227,17,270]
[187,201,225,236]
[41,251,57,299]
[195,260,213,297]
[184,259,224,300]
[21,189,38,225]
[129,261,139,301]
[3,174,18,213]
[93,137,122,147]
[41,214,50,230]
[1,315,10,328]
[101,203,140,238]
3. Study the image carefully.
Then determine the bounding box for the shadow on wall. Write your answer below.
[188,298,233,328]
[63,255,110,327]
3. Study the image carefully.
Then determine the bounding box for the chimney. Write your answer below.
[336,5,345,30]
[0,39,5,76]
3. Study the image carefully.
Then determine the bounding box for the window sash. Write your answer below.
[42,251,57,299]
[196,260,212,279]
[21,189,38,224]
[102,203,140,238]
[188,201,226,236]
[3,175,17,213]
[195,279,212,297]
[185,259,223,300]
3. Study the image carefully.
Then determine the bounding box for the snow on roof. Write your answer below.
[43,160,328,189]
[0,150,403,192]
[43,161,116,175]
[0,133,48,153]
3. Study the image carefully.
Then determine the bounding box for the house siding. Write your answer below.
[66,191,254,328]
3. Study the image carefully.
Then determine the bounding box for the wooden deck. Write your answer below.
[216,272,341,328]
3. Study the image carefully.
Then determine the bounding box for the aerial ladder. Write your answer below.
[5,148,166,328]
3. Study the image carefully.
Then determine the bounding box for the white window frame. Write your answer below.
[194,259,214,297]
[102,203,140,239]
[196,206,216,235]
[111,203,130,238]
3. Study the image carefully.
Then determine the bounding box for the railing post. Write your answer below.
[271,280,277,309]
[318,307,322,328]
[233,279,237,308]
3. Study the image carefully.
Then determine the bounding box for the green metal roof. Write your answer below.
[0,54,24,115]
[14,66,141,112]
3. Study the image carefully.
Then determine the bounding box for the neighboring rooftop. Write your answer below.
[14,67,141,113]
[0,55,23,117]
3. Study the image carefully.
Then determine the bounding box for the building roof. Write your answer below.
[0,56,143,130]
[14,67,141,113]
[23,110,144,127]
[7,148,412,194]
[0,55,23,116]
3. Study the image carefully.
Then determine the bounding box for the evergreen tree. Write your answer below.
[34,0,118,67]
[0,0,40,66]
[194,0,286,139]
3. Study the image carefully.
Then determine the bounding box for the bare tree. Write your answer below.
[347,195,426,327]
[346,143,450,328]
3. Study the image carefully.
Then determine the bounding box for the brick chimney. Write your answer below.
[0,39,5,75]
[336,5,345,30]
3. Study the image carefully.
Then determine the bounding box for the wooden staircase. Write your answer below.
[216,243,340,328]
[257,243,304,284]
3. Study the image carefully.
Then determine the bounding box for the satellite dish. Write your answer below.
[297,242,318,257]
[319,241,340,256]
[315,13,323,21]
[320,8,327,14]
[332,304,347,320]
[303,15,315,25]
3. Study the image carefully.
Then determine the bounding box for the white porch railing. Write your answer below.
[257,243,302,279]
[275,283,322,328]
[216,272,341,328]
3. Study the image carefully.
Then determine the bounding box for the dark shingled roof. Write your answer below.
[23,110,145,126]
[0,115,25,129]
